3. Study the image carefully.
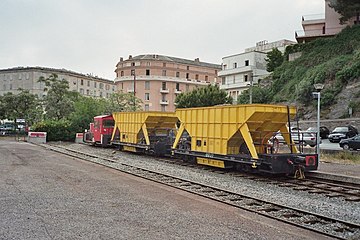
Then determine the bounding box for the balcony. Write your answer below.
[160,100,169,105]
[127,88,134,93]
[174,89,182,94]
[160,88,169,93]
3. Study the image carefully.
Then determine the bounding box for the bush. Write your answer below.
[32,119,74,142]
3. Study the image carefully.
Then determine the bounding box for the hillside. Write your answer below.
[265,25,360,120]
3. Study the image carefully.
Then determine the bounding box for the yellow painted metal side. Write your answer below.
[123,146,137,152]
[197,157,225,168]
[112,111,178,145]
[174,104,298,159]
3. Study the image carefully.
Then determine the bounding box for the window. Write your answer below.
[146,62,151,66]
[233,63,237,68]
[94,82,97,88]
[121,83,123,89]
[80,88,84,94]
[99,83,104,89]
[121,71,124,77]
[145,81,150,90]
[186,73,189,79]
[205,76,208,82]
[18,73,22,80]
[187,66,189,70]
[9,84,12,90]
[112,86,115,91]
[186,84,189,91]
[131,62,135,66]
[161,94,166,101]
[222,77,225,85]
[100,92,103,97]
[233,75,236,83]
[106,84,110,90]
[245,60,249,66]
[162,70,167,76]
[163,62,166,67]
[195,74,199,80]
[81,79,84,85]
[145,93,150,101]
[161,105,166,112]
[176,72,180,78]
[176,83,180,91]
[131,70,135,76]
[106,93,109,98]
[145,104,149,111]
[87,81,90,87]
[162,82,167,90]
[86,89,90,95]
[215,70,218,75]
[146,69,150,76]
[244,75,248,82]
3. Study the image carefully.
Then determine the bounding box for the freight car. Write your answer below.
[83,115,114,147]
[110,104,318,178]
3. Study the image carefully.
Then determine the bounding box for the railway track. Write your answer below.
[41,143,360,239]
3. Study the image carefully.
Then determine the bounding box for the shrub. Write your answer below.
[32,119,74,142]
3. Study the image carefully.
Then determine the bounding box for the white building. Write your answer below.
[219,40,296,103]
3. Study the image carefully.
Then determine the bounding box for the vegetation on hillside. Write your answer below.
[242,25,360,117]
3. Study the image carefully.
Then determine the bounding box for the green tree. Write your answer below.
[328,0,360,24]
[106,92,143,113]
[237,86,271,104]
[68,96,108,133]
[265,48,284,72]
[38,73,80,120]
[0,90,42,125]
[175,84,232,108]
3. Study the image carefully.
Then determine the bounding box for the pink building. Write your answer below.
[114,54,221,112]
[296,0,358,43]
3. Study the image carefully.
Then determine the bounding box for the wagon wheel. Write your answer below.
[239,143,250,155]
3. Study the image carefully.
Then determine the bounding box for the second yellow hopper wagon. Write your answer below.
[172,104,318,175]
[111,111,178,156]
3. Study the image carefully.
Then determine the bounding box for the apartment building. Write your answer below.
[219,40,295,103]
[114,54,221,112]
[0,67,115,98]
[296,0,358,43]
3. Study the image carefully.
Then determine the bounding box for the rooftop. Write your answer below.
[121,54,221,69]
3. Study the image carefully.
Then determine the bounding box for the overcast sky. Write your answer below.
[0,0,324,80]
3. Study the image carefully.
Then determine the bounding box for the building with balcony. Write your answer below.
[219,40,295,103]
[0,67,115,98]
[295,0,358,43]
[114,54,221,112]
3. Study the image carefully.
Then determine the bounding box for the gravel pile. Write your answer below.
[54,142,360,225]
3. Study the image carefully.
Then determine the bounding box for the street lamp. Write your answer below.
[313,83,324,161]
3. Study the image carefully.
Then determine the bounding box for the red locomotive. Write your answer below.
[83,115,114,147]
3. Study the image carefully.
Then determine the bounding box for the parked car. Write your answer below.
[272,131,317,147]
[328,126,358,143]
[305,126,330,139]
[339,135,360,150]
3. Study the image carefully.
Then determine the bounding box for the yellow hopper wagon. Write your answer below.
[172,104,318,177]
[111,111,178,156]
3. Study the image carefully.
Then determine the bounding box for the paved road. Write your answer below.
[0,141,331,239]
[320,139,343,151]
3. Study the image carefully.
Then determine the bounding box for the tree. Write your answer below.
[106,92,143,113]
[68,96,107,133]
[328,0,360,24]
[237,86,271,104]
[38,73,80,120]
[265,48,284,72]
[175,84,233,108]
[0,90,42,125]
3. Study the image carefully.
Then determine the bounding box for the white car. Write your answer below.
[272,131,318,147]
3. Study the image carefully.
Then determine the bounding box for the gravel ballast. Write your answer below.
[61,143,360,225]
